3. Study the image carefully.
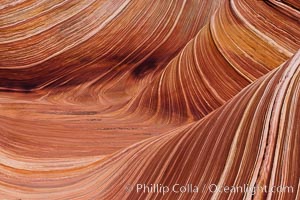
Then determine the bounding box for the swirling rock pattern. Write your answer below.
[0,0,299,199]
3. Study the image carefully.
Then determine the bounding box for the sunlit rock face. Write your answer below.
[0,0,299,199]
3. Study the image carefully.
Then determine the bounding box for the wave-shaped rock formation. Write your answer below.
[0,0,299,199]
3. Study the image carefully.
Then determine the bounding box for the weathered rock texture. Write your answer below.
[0,0,299,199]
